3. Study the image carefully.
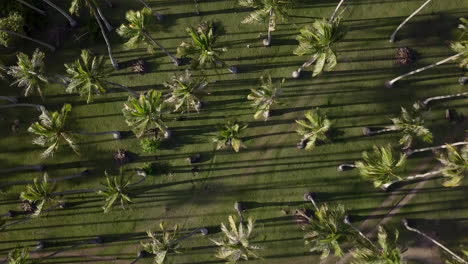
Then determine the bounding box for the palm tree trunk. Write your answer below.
[234,202,244,223]
[0,96,18,104]
[0,103,44,111]
[389,0,432,43]
[292,54,318,78]
[136,0,163,20]
[422,92,468,106]
[95,6,113,31]
[194,0,200,15]
[381,169,443,190]
[343,215,376,247]
[14,0,46,16]
[304,193,319,211]
[385,52,465,88]
[104,81,138,97]
[263,9,274,46]
[75,130,122,139]
[41,0,78,27]
[93,13,119,69]
[337,163,356,171]
[0,29,55,51]
[330,0,345,22]
[215,59,238,74]
[144,31,180,66]
[403,219,468,264]
[363,126,398,136]
[405,142,468,156]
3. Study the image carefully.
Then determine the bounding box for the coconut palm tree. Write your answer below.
[213,120,248,152]
[298,203,355,259]
[97,171,133,213]
[7,49,48,100]
[355,145,407,189]
[404,141,468,156]
[210,215,261,262]
[69,0,118,68]
[295,108,332,151]
[132,0,164,21]
[292,17,347,78]
[385,17,468,88]
[14,0,46,16]
[238,0,295,46]
[351,226,406,264]
[0,12,55,51]
[363,104,433,149]
[28,104,79,158]
[20,173,58,217]
[177,21,237,73]
[420,91,468,107]
[389,0,432,43]
[6,247,32,264]
[402,219,467,264]
[40,0,78,27]
[65,50,137,103]
[122,90,169,139]
[247,74,283,121]
[163,70,208,113]
[117,8,180,66]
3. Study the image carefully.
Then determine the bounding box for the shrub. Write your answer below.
[140,137,161,153]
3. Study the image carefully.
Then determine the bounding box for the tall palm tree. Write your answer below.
[299,203,355,259]
[0,12,55,51]
[70,0,118,69]
[402,219,468,264]
[28,104,79,158]
[122,90,169,139]
[389,0,432,43]
[292,17,347,78]
[117,8,180,66]
[97,171,133,213]
[295,108,332,151]
[351,226,406,264]
[20,173,58,216]
[7,49,48,100]
[363,104,432,149]
[247,74,283,121]
[163,70,208,113]
[40,0,78,27]
[420,91,468,107]
[210,215,261,262]
[14,0,46,16]
[177,22,237,73]
[238,0,295,46]
[213,120,248,152]
[133,0,164,21]
[404,141,468,156]
[383,144,468,190]
[385,17,468,88]
[355,145,407,189]
[7,247,32,264]
[65,50,137,103]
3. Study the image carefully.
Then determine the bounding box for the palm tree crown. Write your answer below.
[7,247,32,264]
[117,8,154,52]
[141,222,181,264]
[163,70,208,113]
[28,104,79,158]
[295,108,332,151]
[438,144,468,187]
[213,120,248,152]
[210,215,261,262]
[0,12,23,47]
[450,17,468,70]
[20,173,57,216]
[391,105,433,149]
[356,145,407,188]
[98,171,133,213]
[8,49,48,100]
[239,0,293,25]
[122,90,168,138]
[65,49,113,104]
[247,74,283,121]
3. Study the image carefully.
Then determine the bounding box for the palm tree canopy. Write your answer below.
[437,144,468,187]
[356,145,407,188]
[213,120,248,152]
[163,70,208,113]
[177,22,226,68]
[117,8,156,53]
[303,203,354,259]
[239,0,294,30]
[247,74,283,121]
[210,215,261,262]
[7,248,32,264]
[122,89,168,138]
[391,104,433,149]
[351,226,406,264]
[65,49,112,104]
[8,49,48,99]
[295,108,332,150]
[28,104,79,158]
[98,171,133,213]
[293,18,347,77]
[141,222,181,264]
[0,12,24,48]
[450,17,468,70]
[20,173,57,216]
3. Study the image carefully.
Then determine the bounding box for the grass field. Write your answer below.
[0,0,467,263]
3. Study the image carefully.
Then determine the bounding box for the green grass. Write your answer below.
[0,0,467,263]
